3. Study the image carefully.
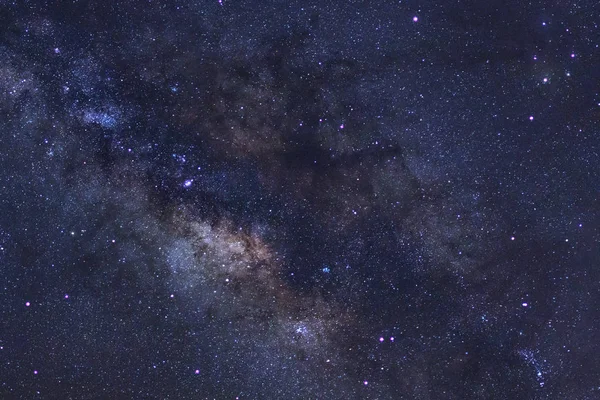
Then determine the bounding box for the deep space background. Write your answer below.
[1,1,599,399]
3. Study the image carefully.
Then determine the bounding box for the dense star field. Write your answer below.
[1,1,599,399]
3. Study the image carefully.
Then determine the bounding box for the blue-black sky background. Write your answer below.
[1,1,599,399]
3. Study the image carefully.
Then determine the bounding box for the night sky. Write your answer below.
[1,1,599,399]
